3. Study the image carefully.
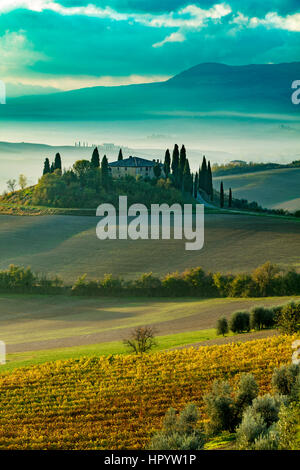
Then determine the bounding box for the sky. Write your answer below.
[0,0,299,96]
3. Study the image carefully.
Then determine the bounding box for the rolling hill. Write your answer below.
[0,212,300,282]
[213,167,300,211]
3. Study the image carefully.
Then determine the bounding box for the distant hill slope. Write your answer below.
[1,62,299,120]
[0,213,300,282]
[213,167,300,211]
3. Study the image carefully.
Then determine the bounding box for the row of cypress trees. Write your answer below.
[43,146,233,207]
[43,153,62,174]
[163,144,193,195]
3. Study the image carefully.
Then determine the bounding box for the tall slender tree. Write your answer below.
[118,148,123,161]
[164,149,171,178]
[54,153,62,171]
[220,181,224,208]
[101,155,109,188]
[183,159,193,194]
[207,161,213,200]
[193,172,199,199]
[171,144,180,188]
[199,156,207,192]
[229,188,232,208]
[91,147,100,167]
[43,158,50,175]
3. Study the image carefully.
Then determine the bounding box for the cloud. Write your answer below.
[153,32,185,48]
[0,30,44,75]
[250,11,300,32]
[5,73,170,90]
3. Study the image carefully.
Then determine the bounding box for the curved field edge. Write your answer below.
[0,334,297,450]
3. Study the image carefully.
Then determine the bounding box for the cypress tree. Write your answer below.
[207,161,213,199]
[164,149,171,178]
[43,158,50,175]
[91,147,100,168]
[118,148,123,161]
[171,144,180,188]
[183,159,193,193]
[199,156,207,192]
[54,153,62,170]
[229,188,232,208]
[101,155,109,188]
[220,181,224,208]
[179,145,187,190]
[194,172,199,199]
[50,161,55,173]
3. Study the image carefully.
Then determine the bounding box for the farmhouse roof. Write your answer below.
[109,156,160,168]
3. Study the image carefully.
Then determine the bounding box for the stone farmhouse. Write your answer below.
[108,156,164,179]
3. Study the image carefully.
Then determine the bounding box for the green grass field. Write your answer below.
[1,294,297,372]
[213,167,300,211]
[1,212,300,282]
[1,328,223,372]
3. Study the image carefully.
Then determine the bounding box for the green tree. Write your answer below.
[18,174,27,190]
[73,160,91,176]
[164,149,171,178]
[171,144,180,188]
[275,302,300,334]
[193,172,198,198]
[43,157,50,175]
[118,148,123,161]
[54,153,62,171]
[91,147,100,168]
[199,156,207,192]
[229,311,250,333]
[183,159,193,193]
[154,163,162,178]
[220,181,224,208]
[101,154,110,188]
[149,404,205,450]
[216,316,228,336]
[228,188,232,208]
[6,179,16,192]
[252,261,279,297]
[207,161,213,199]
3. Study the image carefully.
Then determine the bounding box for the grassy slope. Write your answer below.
[213,167,300,211]
[1,212,300,281]
[0,294,297,371]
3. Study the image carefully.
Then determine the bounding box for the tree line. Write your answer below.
[2,262,300,300]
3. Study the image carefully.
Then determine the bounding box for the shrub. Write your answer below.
[229,311,250,333]
[234,374,259,420]
[216,317,229,336]
[236,394,282,449]
[149,404,205,450]
[252,262,280,297]
[275,301,300,334]
[253,425,279,450]
[229,274,256,297]
[236,407,267,449]
[133,272,161,295]
[271,363,300,397]
[203,380,236,434]
[250,307,275,330]
[250,394,282,428]
[277,404,300,450]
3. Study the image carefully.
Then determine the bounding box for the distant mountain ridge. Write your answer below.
[1,62,299,121]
